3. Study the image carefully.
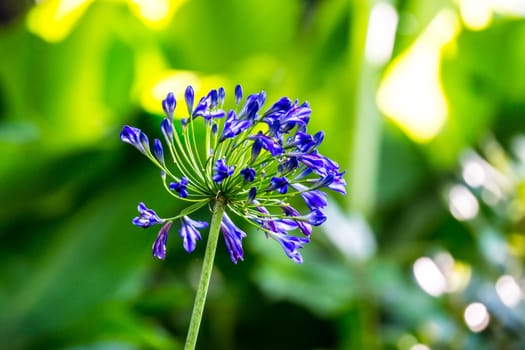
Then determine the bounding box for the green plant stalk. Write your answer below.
[184,197,226,350]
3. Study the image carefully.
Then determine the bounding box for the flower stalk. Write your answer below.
[184,197,225,350]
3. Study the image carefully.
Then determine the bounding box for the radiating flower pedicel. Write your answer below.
[121,85,346,264]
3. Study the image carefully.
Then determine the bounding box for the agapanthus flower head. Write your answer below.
[121,85,345,263]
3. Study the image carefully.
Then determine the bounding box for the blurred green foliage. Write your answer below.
[1,0,525,349]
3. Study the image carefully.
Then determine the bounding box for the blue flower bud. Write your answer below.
[133,202,164,228]
[161,118,173,142]
[153,221,172,260]
[185,85,194,115]
[218,87,225,106]
[208,89,218,108]
[240,167,256,182]
[153,139,164,165]
[212,159,234,184]
[306,209,326,226]
[220,213,246,264]
[169,177,189,198]
[234,84,242,104]
[248,187,257,203]
[121,125,147,154]
[269,176,289,194]
[162,92,176,118]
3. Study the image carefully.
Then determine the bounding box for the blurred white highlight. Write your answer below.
[458,0,525,31]
[496,275,523,307]
[459,0,492,30]
[462,161,485,188]
[322,204,376,261]
[448,185,479,221]
[410,345,431,350]
[413,257,447,297]
[365,2,399,65]
[464,302,490,332]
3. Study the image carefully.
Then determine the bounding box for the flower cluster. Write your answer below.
[121,85,345,264]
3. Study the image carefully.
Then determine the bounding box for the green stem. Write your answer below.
[184,197,226,350]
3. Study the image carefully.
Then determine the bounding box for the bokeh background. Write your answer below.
[1,0,525,349]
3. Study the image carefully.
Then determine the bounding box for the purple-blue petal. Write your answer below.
[234,84,243,105]
[218,87,225,106]
[133,202,164,228]
[120,125,147,154]
[161,118,173,142]
[270,232,309,264]
[185,85,194,115]
[240,167,256,182]
[269,176,289,194]
[162,92,176,117]
[220,213,246,263]
[153,139,164,165]
[180,216,208,253]
[169,177,189,198]
[306,209,326,226]
[152,221,172,260]
[248,187,257,203]
[213,159,234,184]
[282,205,312,236]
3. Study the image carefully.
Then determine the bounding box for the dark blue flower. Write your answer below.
[160,118,173,142]
[153,139,164,165]
[185,85,194,115]
[282,205,312,236]
[327,171,347,194]
[208,89,218,108]
[313,131,324,148]
[263,97,292,120]
[291,183,327,210]
[293,132,315,153]
[238,92,265,120]
[120,125,149,155]
[170,177,189,198]
[220,213,247,263]
[180,216,208,253]
[269,232,309,264]
[268,176,289,194]
[122,84,345,264]
[192,91,226,121]
[309,154,340,177]
[248,187,257,203]
[240,167,256,182]
[306,209,326,226]
[220,110,251,141]
[192,95,207,117]
[278,157,299,174]
[152,221,172,260]
[239,99,259,121]
[234,84,242,105]
[248,131,283,162]
[133,202,164,228]
[213,159,234,184]
[279,102,311,133]
[293,131,324,153]
[218,87,225,107]
[293,152,325,169]
[162,92,176,118]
